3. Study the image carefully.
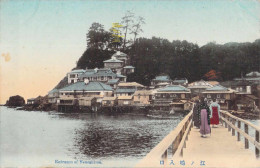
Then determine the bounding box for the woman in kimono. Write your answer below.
[192,99,200,128]
[210,98,221,128]
[198,97,211,137]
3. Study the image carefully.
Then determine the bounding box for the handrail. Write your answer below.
[135,107,193,167]
[220,110,260,158]
[221,111,260,131]
[174,117,193,157]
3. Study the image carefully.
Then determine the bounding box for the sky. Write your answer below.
[0,0,260,104]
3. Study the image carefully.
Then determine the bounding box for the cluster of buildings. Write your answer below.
[28,51,260,113]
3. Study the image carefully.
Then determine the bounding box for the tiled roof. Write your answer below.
[206,85,229,91]
[158,85,190,92]
[124,66,135,69]
[118,82,144,87]
[116,74,126,78]
[69,69,86,74]
[188,80,213,88]
[220,80,255,87]
[107,79,119,84]
[112,51,128,57]
[79,68,117,78]
[173,78,188,83]
[133,90,152,96]
[207,81,219,86]
[103,57,123,63]
[115,88,136,93]
[48,88,59,94]
[59,82,113,91]
[246,71,260,77]
[153,75,172,81]
[117,96,133,100]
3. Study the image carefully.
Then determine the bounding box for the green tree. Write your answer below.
[86,22,111,49]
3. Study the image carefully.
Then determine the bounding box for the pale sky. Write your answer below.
[1,0,260,104]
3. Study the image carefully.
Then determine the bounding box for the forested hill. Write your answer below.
[76,37,260,86]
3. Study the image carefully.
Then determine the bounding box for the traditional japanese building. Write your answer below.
[102,97,118,107]
[188,80,213,96]
[172,78,188,86]
[151,75,172,86]
[117,96,133,106]
[103,57,124,74]
[112,51,129,65]
[27,98,36,105]
[123,66,135,75]
[58,80,113,99]
[152,85,191,112]
[76,68,127,84]
[48,88,60,104]
[115,82,145,97]
[67,69,86,84]
[202,85,237,110]
[133,90,153,105]
[234,71,260,84]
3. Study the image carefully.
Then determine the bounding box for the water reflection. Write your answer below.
[54,112,183,160]
[0,107,183,167]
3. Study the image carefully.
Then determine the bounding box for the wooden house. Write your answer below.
[202,85,237,110]
[102,97,118,106]
[133,90,152,105]
[117,96,133,106]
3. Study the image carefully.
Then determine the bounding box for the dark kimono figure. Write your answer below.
[210,98,221,128]
[198,98,211,137]
[192,99,200,128]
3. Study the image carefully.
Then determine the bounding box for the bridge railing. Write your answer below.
[220,110,260,158]
[135,107,193,167]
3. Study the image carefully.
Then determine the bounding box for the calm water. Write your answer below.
[0,106,184,167]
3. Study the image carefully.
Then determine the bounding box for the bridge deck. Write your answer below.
[173,124,260,168]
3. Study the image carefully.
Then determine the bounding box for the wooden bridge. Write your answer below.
[136,109,260,168]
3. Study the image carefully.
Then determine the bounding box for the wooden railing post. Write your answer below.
[172,134,180,155]
[244,124,249,149]
[256,130,259,158]
[224,114,227,128]
[232,118,235,136]
[162,150,167,160]
[237,121,241,141]
[228,116,231,132]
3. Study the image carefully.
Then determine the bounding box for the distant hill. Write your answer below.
[53,38,260,89]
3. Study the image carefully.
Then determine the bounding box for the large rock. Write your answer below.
[6,95,25,107]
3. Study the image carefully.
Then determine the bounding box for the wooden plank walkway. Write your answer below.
[172,124,260,168]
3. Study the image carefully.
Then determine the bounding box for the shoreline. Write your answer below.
[2,105,259,120]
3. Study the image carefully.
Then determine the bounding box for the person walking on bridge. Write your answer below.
[198,97,211,137]
[210,98,220,128]
[192,99,200,128]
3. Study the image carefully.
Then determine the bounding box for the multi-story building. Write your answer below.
[103,57,124,74]
[59,80,113,98]
[115,82,145,97]
[67,69,86,84]
[78,68,126,83]
[188,80,213,96]
[172,78,188,86]
[152,85,191,111]
[151,75,172,87]
[112,51,129,65]
[48,88,60,104]
[133,90,153,105]
[202,85,237,110]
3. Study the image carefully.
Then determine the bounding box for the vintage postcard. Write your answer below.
[1,0,260,168]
